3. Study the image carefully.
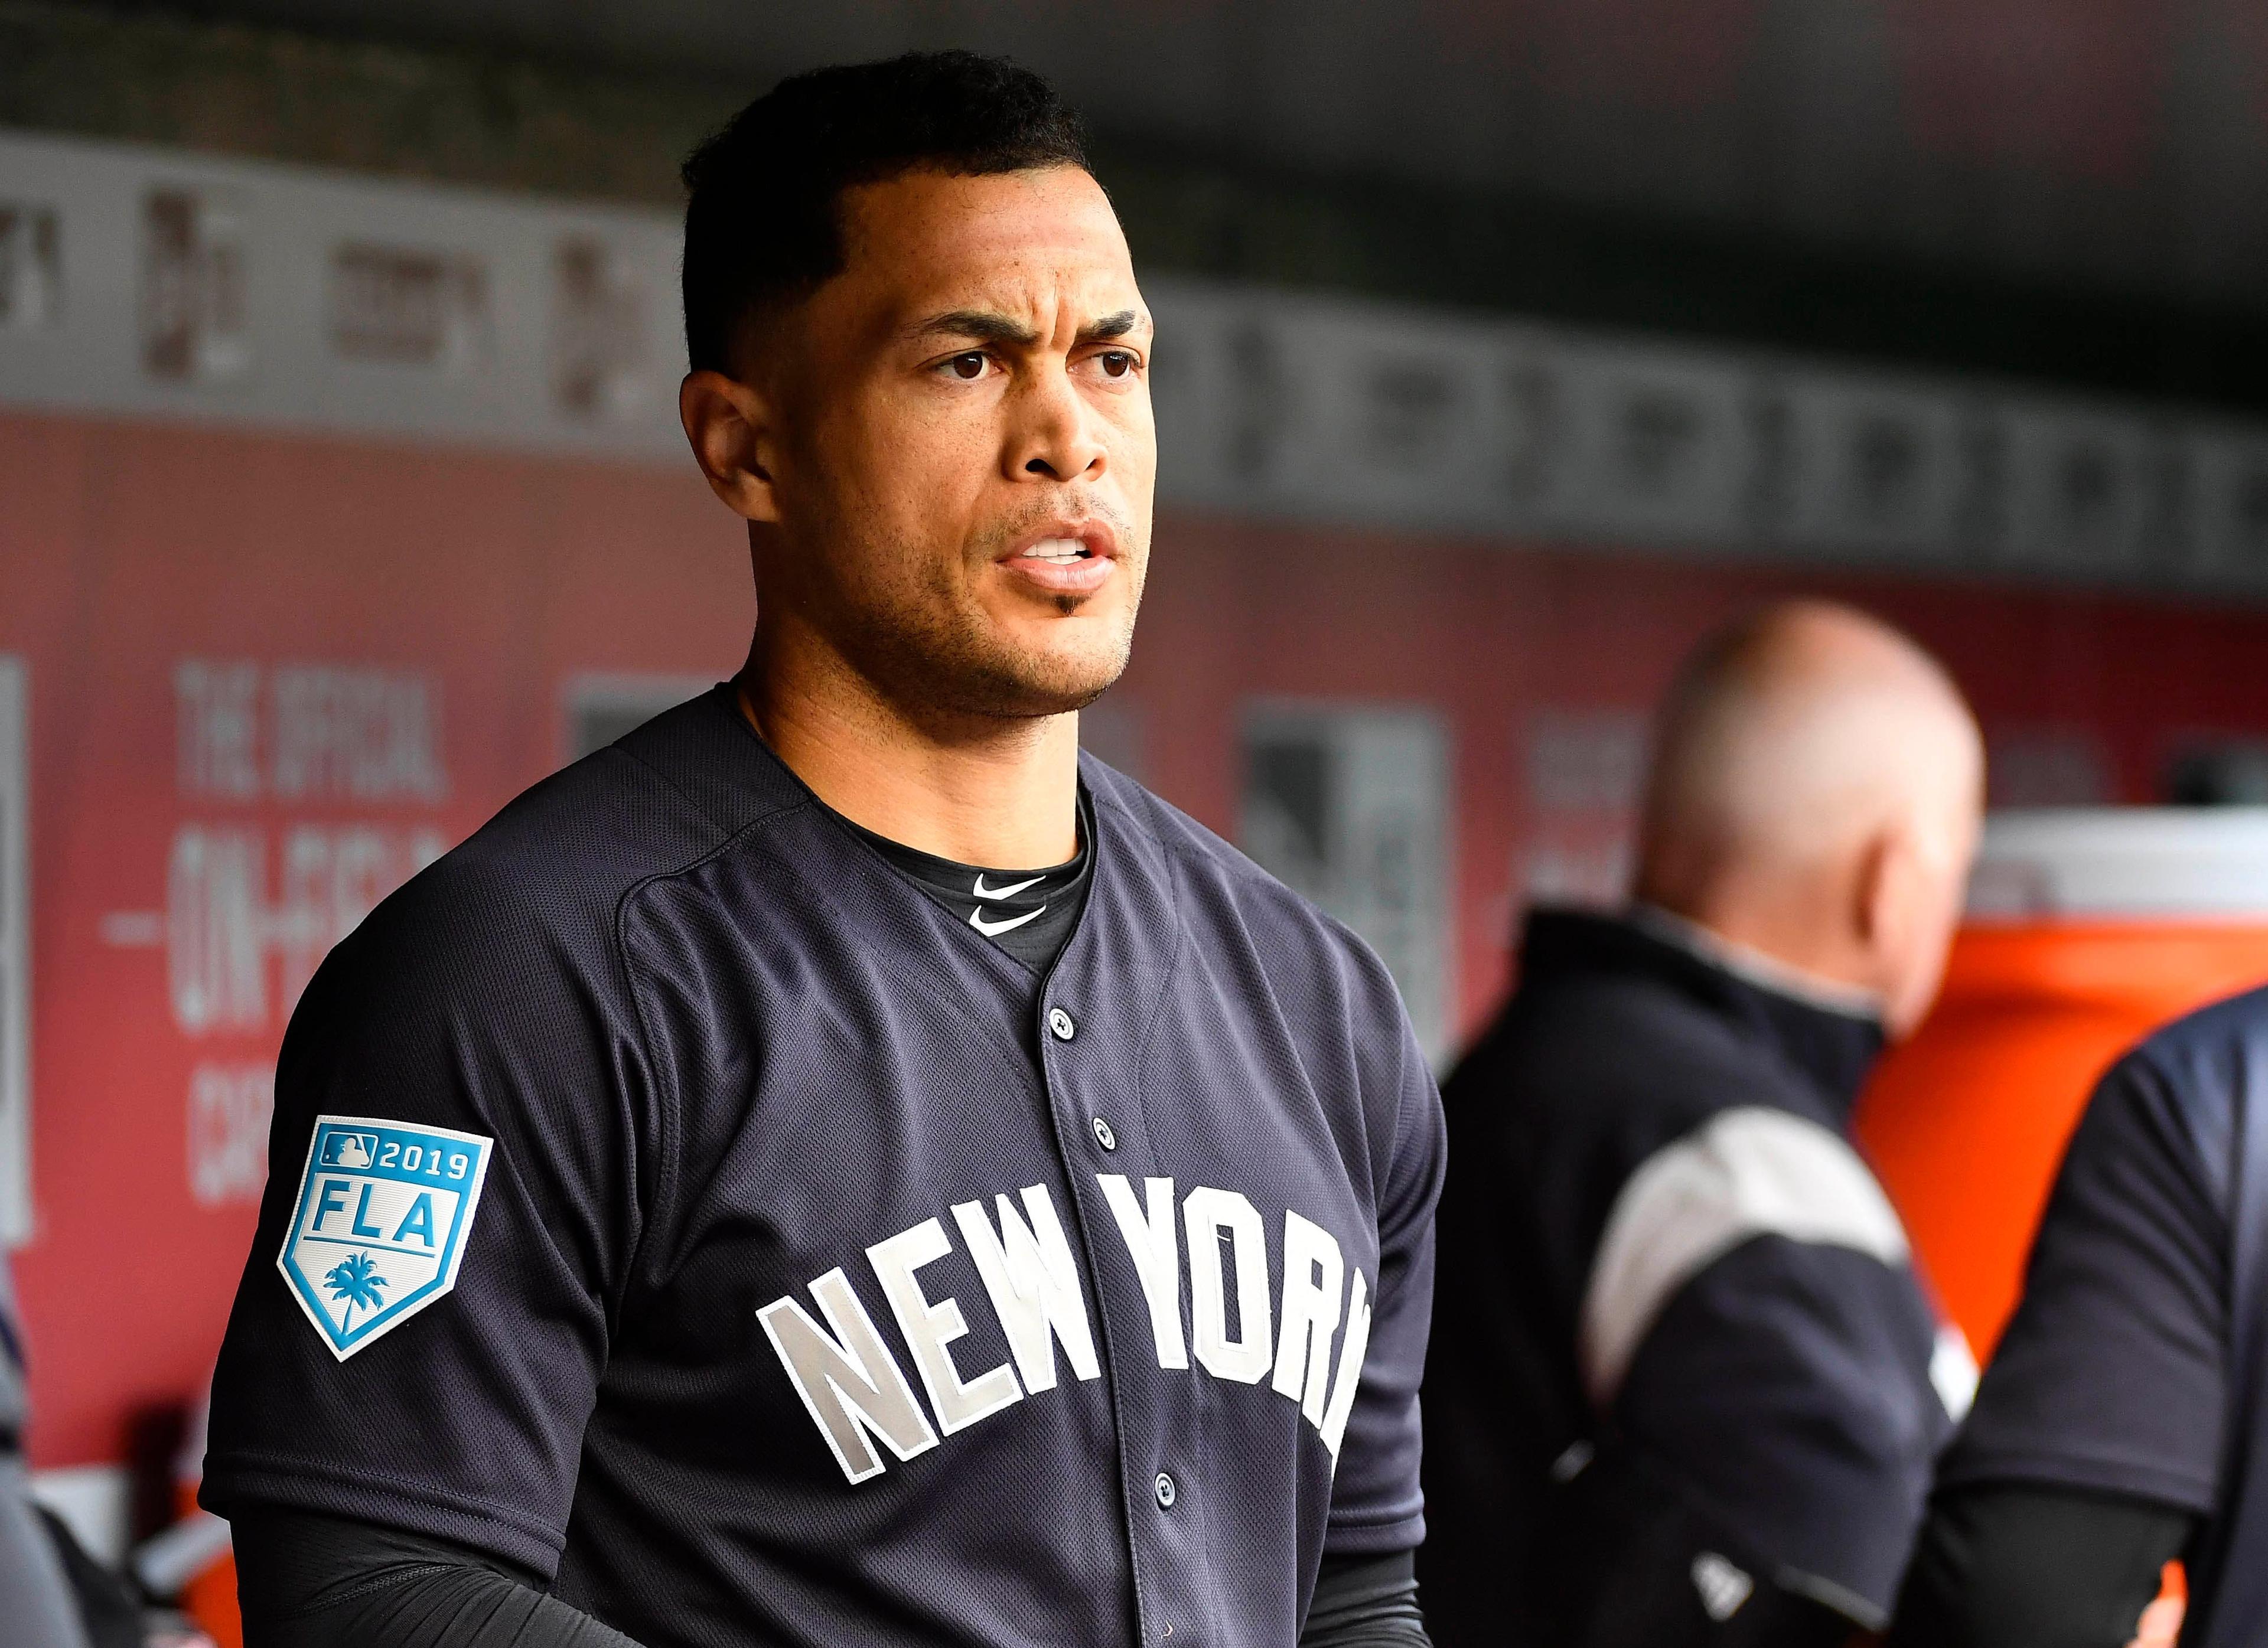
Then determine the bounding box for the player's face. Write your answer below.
[735,166,1154,721]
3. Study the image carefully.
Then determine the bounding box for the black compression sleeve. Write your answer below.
[232,1508,644,1648]
[240,1509,1425,1648]
[1886,1484,2193,1648]
[1301,1549,1431,1646]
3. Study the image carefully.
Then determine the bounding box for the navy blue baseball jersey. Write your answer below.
[202,685,1445,1648]
[1931,984,2268,1645]
[1931,1014,2228,1519]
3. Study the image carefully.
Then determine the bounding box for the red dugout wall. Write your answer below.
[12,406,2268,1486]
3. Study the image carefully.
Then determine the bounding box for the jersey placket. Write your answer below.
[1033,916,1214,1647]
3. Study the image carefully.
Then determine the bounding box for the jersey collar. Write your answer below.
[1519,905,1889,1120]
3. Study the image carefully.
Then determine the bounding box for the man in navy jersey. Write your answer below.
[1888,983,2268,1648]
[200,51,1443,1648]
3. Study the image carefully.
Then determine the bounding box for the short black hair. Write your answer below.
[681,51,1090,376]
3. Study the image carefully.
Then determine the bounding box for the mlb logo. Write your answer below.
[278,1114,493,1360]
[319,1133,377,1170]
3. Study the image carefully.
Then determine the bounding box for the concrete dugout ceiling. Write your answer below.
[10,1,2268,415]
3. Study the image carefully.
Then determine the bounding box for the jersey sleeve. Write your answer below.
[200,858,663,1576]
[1324,985,1446,1558]
[1935,1048,2227,1515]
[1615,1236,1952,1622]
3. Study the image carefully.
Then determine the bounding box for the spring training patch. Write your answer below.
[278,1114,493,1361]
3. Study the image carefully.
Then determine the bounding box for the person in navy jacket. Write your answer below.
[1422,601,1984,1645]
[1889,979,2268,1647]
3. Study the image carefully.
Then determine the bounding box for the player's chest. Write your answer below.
[629,942,1383,1490]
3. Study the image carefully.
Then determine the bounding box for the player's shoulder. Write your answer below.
[327,688,791,1000]
[1085,754,1403,1006]
[1080,752,1254,885]
[2076,980,2268,1192]
[1449,913,1836,1199]
[2132,980,2268,1077]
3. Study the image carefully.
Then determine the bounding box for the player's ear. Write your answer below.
[1853,821,1919,977]
[680,369,783,523]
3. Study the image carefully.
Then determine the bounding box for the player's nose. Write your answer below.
[1006,367,1106,484]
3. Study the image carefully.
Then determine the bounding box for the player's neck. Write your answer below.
[735,643,1081,870]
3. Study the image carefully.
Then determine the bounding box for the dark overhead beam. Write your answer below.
[10,0,2268,419]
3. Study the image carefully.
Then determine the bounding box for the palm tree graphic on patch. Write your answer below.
[323,1252,390,1334]
[282,1114,497,1357]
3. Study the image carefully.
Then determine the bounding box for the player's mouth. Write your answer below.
[999,522,1118,598]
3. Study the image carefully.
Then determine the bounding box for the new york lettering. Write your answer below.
[756,1175,1374,1484]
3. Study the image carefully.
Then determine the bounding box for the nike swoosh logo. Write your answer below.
[972,873,1044,900]
[970,905,1047,937]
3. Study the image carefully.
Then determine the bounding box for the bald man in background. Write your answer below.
[1418,601,1983,1647]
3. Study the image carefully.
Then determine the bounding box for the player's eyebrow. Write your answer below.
[904,308,1148,348]
[905,310,1040,347]
[1078,310,1143,345]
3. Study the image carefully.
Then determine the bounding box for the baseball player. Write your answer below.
[201,52,1444,1648]
[1888,982,2268,1647]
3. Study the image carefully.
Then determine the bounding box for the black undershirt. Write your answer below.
[1887,1484,2193,1648]
[231,1511,636,1648]
[843,785,1097,979]
[231,1510,1426,1646]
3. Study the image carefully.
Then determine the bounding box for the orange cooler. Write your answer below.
[1858,809,2268,1360]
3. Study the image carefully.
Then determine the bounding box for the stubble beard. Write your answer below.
[833,511,1145,725]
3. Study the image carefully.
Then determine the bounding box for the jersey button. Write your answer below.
[1048,1006,1077,1042]
[1153,1471,1177,1509]
[1091,1116,1117,1151]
